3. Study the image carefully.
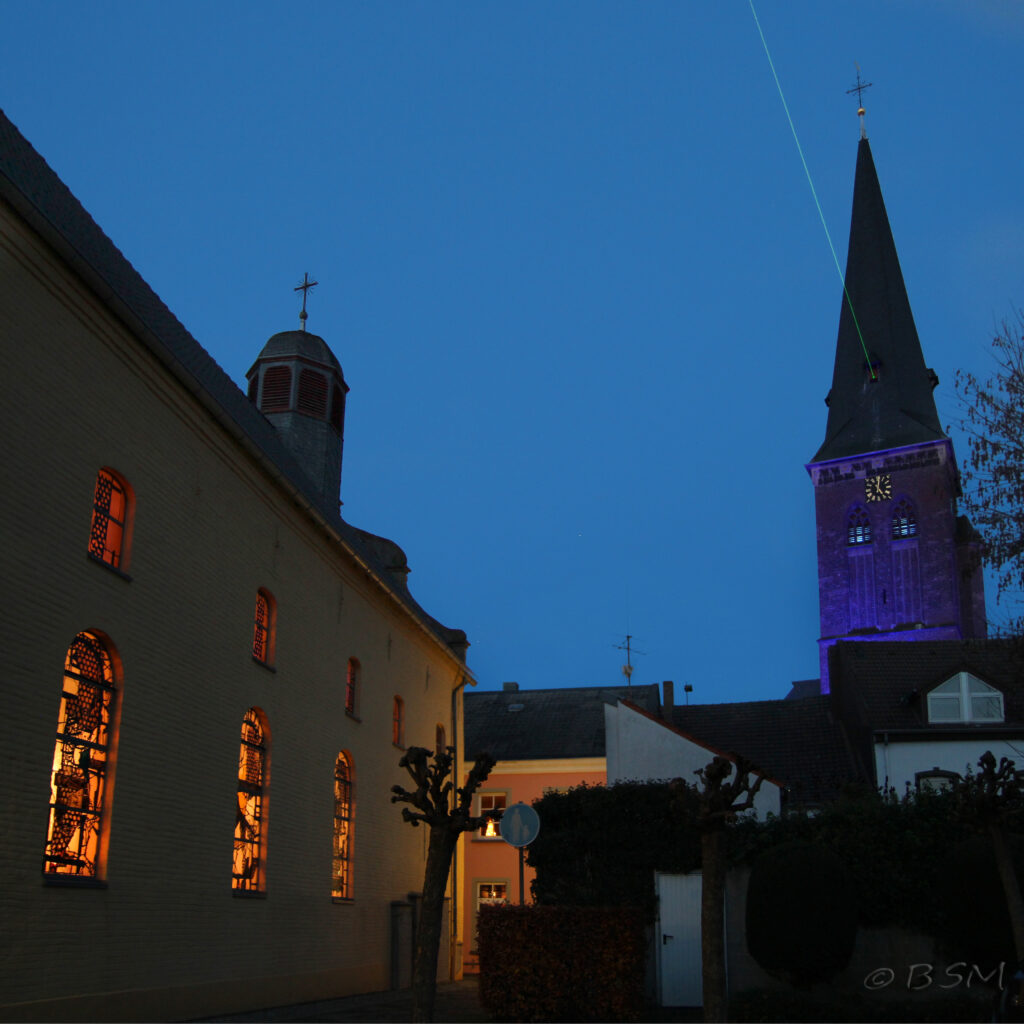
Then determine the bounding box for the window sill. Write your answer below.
[345,711,361,723]
[252,656,277,673]
[86,552,132,581]
[332,896,354,905]
[43,873,108,889]
[232,888,267,899]
[393,742,406,751]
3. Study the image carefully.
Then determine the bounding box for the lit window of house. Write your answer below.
[847,507,872,546]
[43,632,118,879]
[926,672,1004,724]
[88,468,131,570]
[332,752,354,900]
[478,793,506,838]
[252,589,276,665]
[345,658,359,716]
[233,708,268,893]
[392,697,405,747]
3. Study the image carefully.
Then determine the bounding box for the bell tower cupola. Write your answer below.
[246,329,349,505]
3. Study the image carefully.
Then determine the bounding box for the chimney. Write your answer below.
[502,681,519,692]
[662,680,674,719]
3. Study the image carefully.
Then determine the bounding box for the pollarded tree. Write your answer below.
[955,312,1024,626]
[391,746,498,1023]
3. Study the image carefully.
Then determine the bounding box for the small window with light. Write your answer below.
[478,793,506,838]
[926,672,1004,724]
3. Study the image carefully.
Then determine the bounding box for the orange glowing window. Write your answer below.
[478,793,506,839]
[253,589,276,665]
[392,696,405,747]
[345,658,359,716]
[233,708,268,893]
[43,632,118,879]
[88,468,130,570]
[261,366,291,412]
[332,752,354,900]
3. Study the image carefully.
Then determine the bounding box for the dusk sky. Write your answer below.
[4,2,1023,702]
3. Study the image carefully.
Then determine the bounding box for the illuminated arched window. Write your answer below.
[233,708,268,893]
[345,658,359,716]
[88,468,132,570]
[253,589,276,665]
[847,507,872,546]
[44,632,118,879]
[892,499,918,539]
[392,696,405,747]
[332,753,354,900]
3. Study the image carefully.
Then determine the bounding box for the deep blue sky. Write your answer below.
[4,2,1023,701]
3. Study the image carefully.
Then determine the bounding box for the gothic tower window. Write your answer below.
[233,708,268,893]
[345,658,359,716]
[332,752,354,900]
[252,589,276,665]
[847,506,872,546]
[88,468,132,570]
[892,499,918,538]
[43,632,118,879]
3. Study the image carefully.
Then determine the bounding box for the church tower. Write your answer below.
[807,133,986,692]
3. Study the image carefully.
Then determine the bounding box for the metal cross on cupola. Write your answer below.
[294,272,318,331]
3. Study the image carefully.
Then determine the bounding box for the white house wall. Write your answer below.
[875,737,1024,793]
[604,702,780,818]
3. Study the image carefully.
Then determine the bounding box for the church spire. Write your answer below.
[812,138,944,463]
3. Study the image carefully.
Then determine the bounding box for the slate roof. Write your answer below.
[465,684,661,762]
[0,108,468,663]
[670,695,865,804]
[812,138,946,463]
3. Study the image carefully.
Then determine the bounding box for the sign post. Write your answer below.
[499,802,541,905]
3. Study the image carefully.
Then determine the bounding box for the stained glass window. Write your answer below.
[88,469,129,569]
[392,697,404,747]
[892,499,918,539]
[43,632,117,878]
[332,753,354,900]
[233,709,267,892]
[345,658,359,716]
[847,507,872,546]
[253,590,275,664]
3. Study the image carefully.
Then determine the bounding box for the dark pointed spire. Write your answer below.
[812,139,944,463]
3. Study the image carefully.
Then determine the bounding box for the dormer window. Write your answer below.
[927,672,1004,724]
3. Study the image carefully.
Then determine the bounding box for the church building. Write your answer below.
[0,109,474,1020]
[807,131,987,692]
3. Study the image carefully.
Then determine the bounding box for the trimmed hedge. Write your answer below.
[477,904,646,1022]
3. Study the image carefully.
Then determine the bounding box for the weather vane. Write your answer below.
[846,65,872,140]
[294,272,318,331]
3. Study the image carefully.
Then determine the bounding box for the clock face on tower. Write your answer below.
[865,473,893,502]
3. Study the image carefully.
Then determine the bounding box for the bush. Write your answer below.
[477,904,646,1022]
[745,841,858,986]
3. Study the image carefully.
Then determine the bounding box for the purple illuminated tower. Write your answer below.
[807,136,986,692]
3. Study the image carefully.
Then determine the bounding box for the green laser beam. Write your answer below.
[747,0,875,379]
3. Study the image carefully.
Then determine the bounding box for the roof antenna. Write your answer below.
[614,634,645,687]
[846,64,872,140]
[294,272,318,331]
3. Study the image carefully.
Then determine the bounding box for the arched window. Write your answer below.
[332,752,354,900]
[252,589,276,665]
[892,499,918,539]
[345,658,359,716]
[43,632,118,879]
[233,708,268,893]
[392,697,405,747]
[436,724,446,755]
[847,507,872,546]
[88,468,132,570]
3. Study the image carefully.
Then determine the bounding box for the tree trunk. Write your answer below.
[701,827,727,1023]
[990,822,1024,961]
[411,826,456,1023]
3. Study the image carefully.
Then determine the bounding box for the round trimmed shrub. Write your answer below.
[745,841,858,987]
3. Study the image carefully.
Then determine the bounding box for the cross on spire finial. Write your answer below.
[294,272,318,331]
[846,65,873,140]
